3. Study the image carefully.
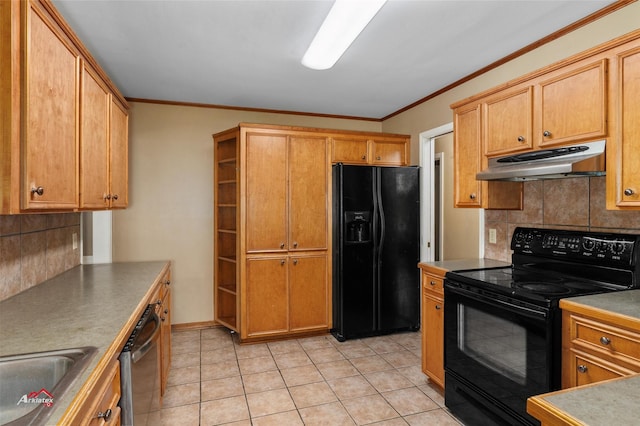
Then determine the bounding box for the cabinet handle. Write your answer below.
[293,242,298,248]
[435,305,442,310]
[164,309,169,315]
[517,136,525,142]
[156,299,162,306]
[31,186,44,196]
[361,155,366,160]
[600,336,611,345]
[97,408,112,420]
[165,280,171,286]
[624,188,635,196]
[577,365,588,373]
[103,194,111,200]
[469,193,476,200]
[543,130,552,137]
[280,259,286,265]
[113,194,119,201]
[376,156,381,160]
[280,243,285,249]
[430,281,436,286]
[293,259,298,265]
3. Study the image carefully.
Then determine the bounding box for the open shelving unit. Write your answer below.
[213,130,239,331]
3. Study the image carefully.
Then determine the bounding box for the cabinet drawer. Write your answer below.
[422,273,444,296]
[86,359,121,426]
[571,315,640,363]
[566,349,632,388]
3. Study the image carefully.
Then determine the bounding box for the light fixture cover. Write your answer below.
[302,0,387,70]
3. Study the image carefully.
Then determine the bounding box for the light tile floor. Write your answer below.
[158,328,463,425]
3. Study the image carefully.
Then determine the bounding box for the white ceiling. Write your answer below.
[52,0,616,120]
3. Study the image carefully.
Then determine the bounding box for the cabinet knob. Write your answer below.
[430,281,436,286]
[361,155,366,160]
[97,408,112,420]
[543,130,552,137]
[164,309,169,314]
[469,193,476,200]
[156,299,162,306]
[435,305,442,310]
[31,186,44,196]
[280,243,285,249]
[293,259,298,265]
[517,136,525,142]
[280,259,285,265]
[600,336,611,345]
[624,188,635,196]
[577,365,588,373]
[165,280,171,286]
[293,242,298,248]
[113,194,119,201]
[376,156,381,160]
[104,194,111,200]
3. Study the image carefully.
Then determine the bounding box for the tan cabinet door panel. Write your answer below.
[246,257,288,337]
[484,86,533,156]
[289,136,329,251]
[246,133,287,252]
[110,98,129,207]
[332,137,368,164]
[454,104,482,207]
[24,5,79,209]
[289,254,328,331]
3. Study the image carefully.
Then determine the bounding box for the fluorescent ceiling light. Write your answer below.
[302,0,387,70]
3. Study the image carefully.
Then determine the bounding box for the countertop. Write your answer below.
[418,258,511,275]
[0,261,170,425]
[528,289,640,425]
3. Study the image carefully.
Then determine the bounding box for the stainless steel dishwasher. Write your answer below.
[119,304,161,426]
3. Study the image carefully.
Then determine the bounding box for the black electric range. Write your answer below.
[443,227,640,426]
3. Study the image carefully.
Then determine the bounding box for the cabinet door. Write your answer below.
[160,286,171,396]
[23,4,79,210]
[289,136,328,251]
[612,47,640,207]
[289,253,329,332]
[484,86,533,156]
[110,98,129,208]
[245,257,288,337]
[454,104,483,207]
[246,133,287,252]
[371,139,408,166]
[423,292,444,388]
[332,137,369,164]
[79,63,110,209]
[538,59,607,147]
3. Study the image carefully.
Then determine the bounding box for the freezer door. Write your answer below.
[377,167,420,331]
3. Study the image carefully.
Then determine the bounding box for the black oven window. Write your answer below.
[458,305,527,385]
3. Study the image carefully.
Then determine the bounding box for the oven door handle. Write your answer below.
[446,284,548,320]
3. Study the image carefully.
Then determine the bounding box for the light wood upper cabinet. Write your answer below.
[454,104,483,208]
[79,63,110,209]
[23,2,80,210]
[1,0,128,214]
[332,135,409,166]
[609,46,640,208]
[483,86,533,156]
[109,98,129,208]
[537,59,608,147]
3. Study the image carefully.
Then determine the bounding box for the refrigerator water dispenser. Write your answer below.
[345,211,371,243]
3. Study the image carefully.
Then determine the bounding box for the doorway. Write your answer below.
[419,125,483,262]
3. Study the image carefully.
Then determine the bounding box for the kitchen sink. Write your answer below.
[0,347,97,425]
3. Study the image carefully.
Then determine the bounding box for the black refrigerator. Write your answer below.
[332,164,420,341]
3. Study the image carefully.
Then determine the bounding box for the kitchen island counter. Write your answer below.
[418,258,511,275]
[528,289,640,426]
[0,261,170,425]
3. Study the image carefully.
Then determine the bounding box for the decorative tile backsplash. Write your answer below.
[0,213,80,301]
[485,177,640,262]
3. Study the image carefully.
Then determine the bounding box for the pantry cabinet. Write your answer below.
[0,0,128,214]
[421,267,445,389]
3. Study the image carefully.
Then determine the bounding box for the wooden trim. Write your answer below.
[126,97,381,122]
[171,321,219,332]
[213,122,409,140]
[389,0,637,119]
[560,298,640,331]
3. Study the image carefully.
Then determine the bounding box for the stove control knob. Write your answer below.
[583,239,595,251]
[611,242,625,254]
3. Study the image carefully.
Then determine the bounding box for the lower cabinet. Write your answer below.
[561,304,640,388]
[245,253,329,340]
[81,358,121,426]
[421,268,446,389]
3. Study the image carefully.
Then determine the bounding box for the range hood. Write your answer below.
[477,140,606,181]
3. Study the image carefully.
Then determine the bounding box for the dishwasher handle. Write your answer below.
[131,311,160,363]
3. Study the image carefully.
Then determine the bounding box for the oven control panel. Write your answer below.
[511,227,639,266]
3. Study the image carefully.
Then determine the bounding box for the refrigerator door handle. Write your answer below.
[376,171,385,261]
